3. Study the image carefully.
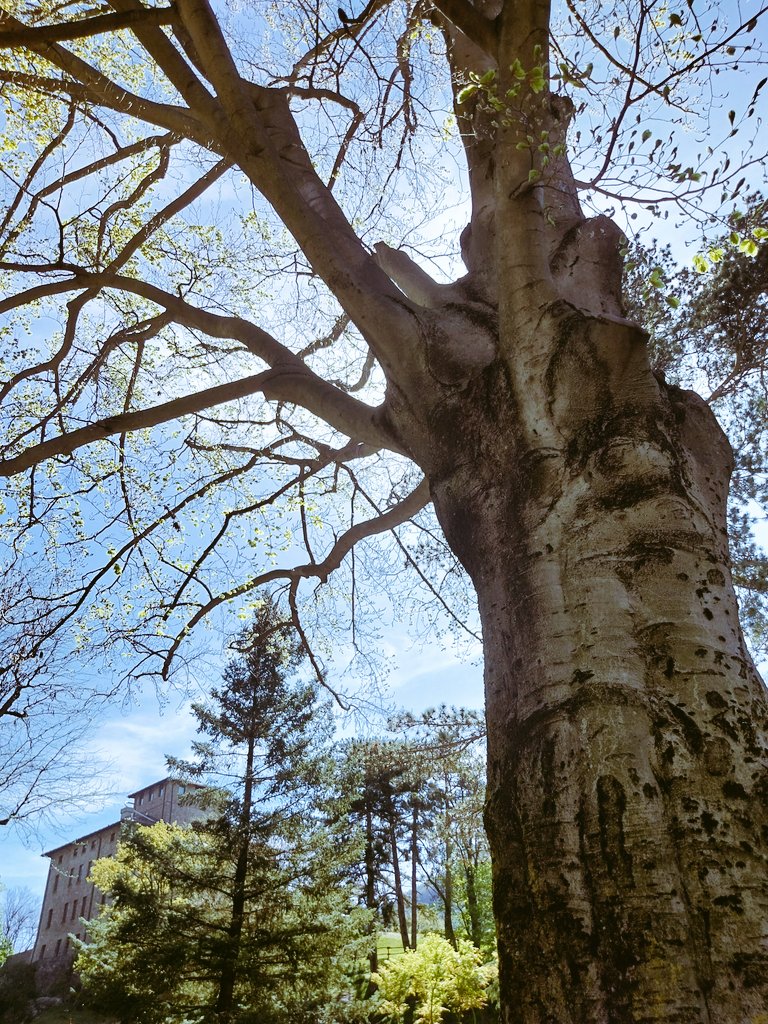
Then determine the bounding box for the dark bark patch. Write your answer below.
[707,568,725,586]
[596,775,634,887]
[722,780,749,800]
[731,952,768,987]
[664,701,704,756]
[711,711,740,741]
[571,668,594,684]
[703,607,714,620]
[713,893,743,913]
[701,811,718,835]
[642,783,657,799]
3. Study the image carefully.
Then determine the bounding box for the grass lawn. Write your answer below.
[376,931,405,959]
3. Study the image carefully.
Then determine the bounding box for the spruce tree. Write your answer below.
[79,599,366,1024]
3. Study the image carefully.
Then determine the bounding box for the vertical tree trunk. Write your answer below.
[443,796,457,948]
[365,803,378,978]
[389,817,410,951]
[424,309,768,1021]
[464,858,481,950]
[410,804,418,950]
[216,729,256,1019]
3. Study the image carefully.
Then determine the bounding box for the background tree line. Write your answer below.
[72,599,496,1024]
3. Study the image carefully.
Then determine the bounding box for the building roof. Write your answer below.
[43,819,121,858]
[126,776,203,799]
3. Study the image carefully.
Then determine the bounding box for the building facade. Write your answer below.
[31,777,204,965]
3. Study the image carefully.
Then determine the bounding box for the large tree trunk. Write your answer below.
[421,306,768,1020]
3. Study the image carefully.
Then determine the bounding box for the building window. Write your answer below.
[53,874,59,894]
[110,832,115,842]
[158,786,164,797]
[178,785,186,795]
[88,860,93,876]
[148,789,153,800]
[57,855,63,865]
[46,909,53,929]
[62,903,68,924]
[91,840,96,850]
[81,896,88,916]
[68,871,73,888]
[39,945,46,960]
[101,894,106,906]
[77,864,82,883]
[55,939,61,956]
[71,902,77,921]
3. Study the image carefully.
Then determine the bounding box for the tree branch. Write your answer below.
[0,7,175,47]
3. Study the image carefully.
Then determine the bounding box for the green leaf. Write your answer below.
[752,227,768,240]
[665,295,681,308]
[457,84,479,103]
[642,130,652,142]
[527,168,541,184]
[739,238,759,257]
[692,254,710,273]
[529,73,546,94]
[510,59,526,80]
[648,268,665,289]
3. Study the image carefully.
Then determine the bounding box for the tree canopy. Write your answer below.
[0,0,765,692]
[2,0,768,1019]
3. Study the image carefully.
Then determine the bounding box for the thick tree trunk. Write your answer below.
[423,308,768,1020]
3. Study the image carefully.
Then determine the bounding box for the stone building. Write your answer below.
[30,777,204,965]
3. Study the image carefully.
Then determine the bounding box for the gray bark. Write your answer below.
[385,277,768,1019]
[367,17,768,1016]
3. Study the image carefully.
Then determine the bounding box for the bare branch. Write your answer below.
[0,6,176,47]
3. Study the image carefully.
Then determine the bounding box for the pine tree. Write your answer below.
[78,599,367,1024]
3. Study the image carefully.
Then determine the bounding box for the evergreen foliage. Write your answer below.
[77,600,368,1024]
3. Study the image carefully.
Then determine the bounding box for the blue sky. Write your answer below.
[0,632,484,913]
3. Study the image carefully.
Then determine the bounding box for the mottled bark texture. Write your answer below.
[365,8,768,1018]
[384,261,768,1019]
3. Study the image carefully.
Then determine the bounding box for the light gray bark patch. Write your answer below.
[596,775,634,887]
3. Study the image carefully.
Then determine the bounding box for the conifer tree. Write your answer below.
[78,598,366,1024]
